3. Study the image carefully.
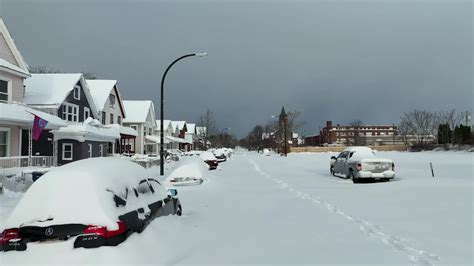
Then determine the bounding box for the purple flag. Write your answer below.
[32,115,48,141]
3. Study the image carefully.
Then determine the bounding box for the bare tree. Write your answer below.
[29,65,61,73]
[349,119,364,146]
[397,119,414,146]
[400,110,438,148]
[197,109,218,148]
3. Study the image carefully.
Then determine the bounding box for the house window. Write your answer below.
[99,144,104,157]
[0,128,9,157]
[0,79,9,102]
[110,114,114,124]
[148,128,152,135]
[117,116,121,124]
[73,85,81,100]
[109,94,116,107]
[131,125,138,131]
[88,143,93,158]
[61,103,79,122]
[101,112,106,124]
[62,143,73,161]
[84,107,90,120]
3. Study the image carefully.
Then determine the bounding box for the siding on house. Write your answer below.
[57,139,111,166]
[0,70,24,102]
[0,32,19,67]
[57,81,96,122]
[0,125,20,156]
[101,86,124,125]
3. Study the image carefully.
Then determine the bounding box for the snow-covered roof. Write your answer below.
[155,120,172,131]
[187,123,196,133]
[171,121,186,131]
[0,58,29,77]
[0,102,66,129]
[5,157,167,229]
[166,135,192,144]
[86,79,118,110]
[292,133,298,138]
[52,117,120,142]
[122,100,155,124]
[24,73,82,105]
[145,135,170,144]
[105,124,138,137]
[0,18,30,76]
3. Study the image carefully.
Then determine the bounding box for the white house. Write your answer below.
[122,100,156,154]
[87,79,137,153]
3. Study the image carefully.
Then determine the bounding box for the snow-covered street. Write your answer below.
[1,150,472,265]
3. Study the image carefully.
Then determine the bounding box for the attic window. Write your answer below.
[109,94,116,107]
[73,85,80,100]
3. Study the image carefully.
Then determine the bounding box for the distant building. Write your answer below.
[307,121,400,146]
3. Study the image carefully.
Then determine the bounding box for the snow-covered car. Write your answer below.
[167,157,207,186]
[199,151,218,170]
[213,149,228,162]
[330,147,395,183]
[0,158,182,252]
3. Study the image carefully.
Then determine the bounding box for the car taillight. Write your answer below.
[82,221,125,238]
[0,228,20,244]
[106,221,126,238]
[82,225,107,237]
[356,163,362,171]
[392,163,395,171]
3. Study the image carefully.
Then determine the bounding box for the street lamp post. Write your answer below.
[160,52,207,176]
[220,127,231,147]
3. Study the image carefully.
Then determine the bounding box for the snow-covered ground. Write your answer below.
[0,150,472,265]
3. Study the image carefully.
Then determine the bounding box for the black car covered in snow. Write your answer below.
[0,157,182,252]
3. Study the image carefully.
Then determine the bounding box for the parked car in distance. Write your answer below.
[213,149,227,162]
[0,158,182,252]
[199,151,218,170]
[167,157,207,186]
[330,147,395,183]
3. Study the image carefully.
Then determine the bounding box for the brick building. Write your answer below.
[307,121,399,146]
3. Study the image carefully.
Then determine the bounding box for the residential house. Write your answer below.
[87,79,137,153]
[0,17,64,162]
[185,123,196,150]
[122,100,156,154]
[170,121,192,151]
[23,73,117,165]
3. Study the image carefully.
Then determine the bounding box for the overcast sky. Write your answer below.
[1,0,472,137]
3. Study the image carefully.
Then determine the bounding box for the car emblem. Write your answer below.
[45,227,54,236]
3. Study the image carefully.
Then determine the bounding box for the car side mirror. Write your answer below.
[331,156,337,160]
[167,188,178,197]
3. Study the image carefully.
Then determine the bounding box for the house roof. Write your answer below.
[24,73,99,117]
[0,102,66,129]
[156,120,172,131]
[171,121,186,131]
[86,79,126,118]
[122,100,155,124]
[187,123,196,134]
[0,17,30,76]
[0,58,29,77]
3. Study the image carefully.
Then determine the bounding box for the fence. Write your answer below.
[290,145,408,153]
[0,156,54,169]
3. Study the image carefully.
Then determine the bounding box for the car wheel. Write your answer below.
[350,172,359,184]
[176,205,182,216]
[330,166,336,176]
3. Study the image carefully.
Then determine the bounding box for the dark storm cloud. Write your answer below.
[1,0,472,137]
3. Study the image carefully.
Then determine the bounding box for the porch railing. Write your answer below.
[0,156,55,169]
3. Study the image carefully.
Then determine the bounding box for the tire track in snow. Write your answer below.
[247,157,440,266]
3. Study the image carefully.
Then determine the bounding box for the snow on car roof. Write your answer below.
[199,151,217,161]
[343,146,374,153]
[4,157,164,230]
[167,157,208,181]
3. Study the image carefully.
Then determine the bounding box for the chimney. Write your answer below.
[326,121,332,128]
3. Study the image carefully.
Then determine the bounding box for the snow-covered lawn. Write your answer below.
[0,150,472,265]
